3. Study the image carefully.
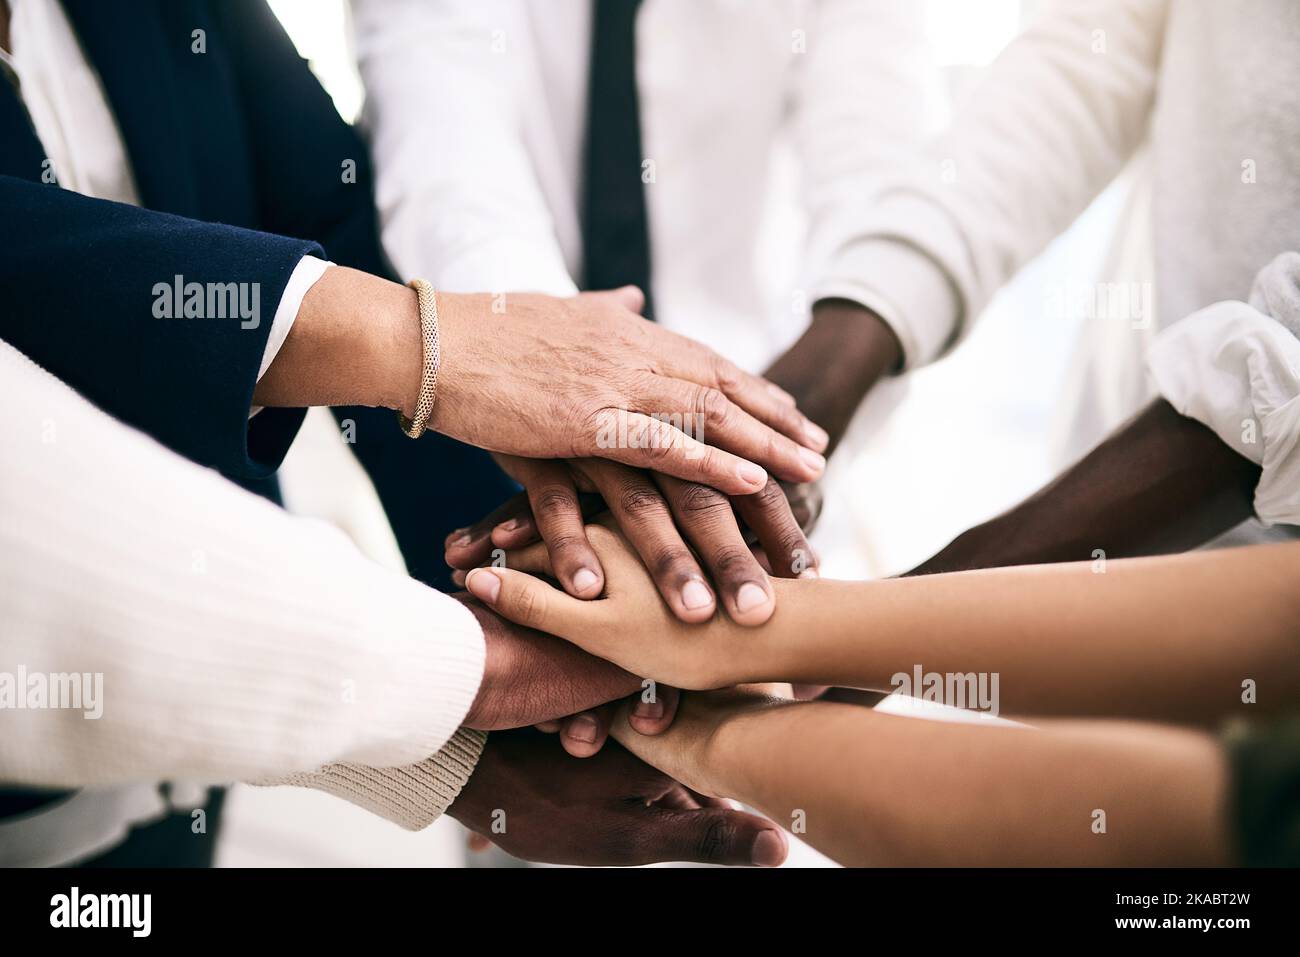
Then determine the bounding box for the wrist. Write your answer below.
[810,299,903,383]
[764,300,901,455]
[256,266,422,413]
[456,595,499,730]
[702,700,790,803]
[374,278,423,418]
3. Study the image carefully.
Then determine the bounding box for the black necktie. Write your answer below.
[582,0,654,319]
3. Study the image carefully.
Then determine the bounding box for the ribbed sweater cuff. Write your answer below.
[277,728,488,831]
[811,192,965,369]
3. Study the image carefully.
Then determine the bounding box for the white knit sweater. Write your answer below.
[814,0,1300,368]
[0,340,485,832]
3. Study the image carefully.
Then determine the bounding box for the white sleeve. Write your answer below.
[796,0,943,327]
[1147,252,1300,528]
[812,0,1168,368]
[351,0,578,295]
[0,340,486,823]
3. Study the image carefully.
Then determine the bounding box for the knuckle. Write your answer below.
[512,583,543,624]
[617,483,669,520]
[651,546,698,584]
[776,528,809,559]
[640,436,677,465]
[711,356,742,393]
[784,406,809,436]
[753,478,788,510]
[627,416,676,462]
[547,533,589,559]
[698,386,731,424]
[577,406,615,454]
[765,428,787,462]
[710,545,757,578]
[534,484,579,518]
[697,817,740,864]
[676,482,731,518]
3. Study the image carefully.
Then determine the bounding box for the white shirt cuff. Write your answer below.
[258,255,333,380]
[1148,265,1300,527]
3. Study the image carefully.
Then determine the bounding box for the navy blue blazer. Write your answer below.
[0,0,516,590]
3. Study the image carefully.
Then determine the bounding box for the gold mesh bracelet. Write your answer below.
[397,278,440,439]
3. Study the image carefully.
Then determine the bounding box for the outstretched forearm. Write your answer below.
[472,528,1300,725]
[624,698,1232,867]
[909,399,1261,575]
[767,542,1300,725]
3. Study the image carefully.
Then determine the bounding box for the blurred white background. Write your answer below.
[219,0,1135,867]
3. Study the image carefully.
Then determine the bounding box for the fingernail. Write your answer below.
[681,579,714,610]
[496,517,522,533]
[572,567,599,593]
[751,829,785,867]
[737,462,767,488]
[804,420,829,450]
[799,447,826,475]
[465,568,500,603]
[735,582,769,613]
[445,526,468,544]
[567,714,599,744]
[633,697,665,720]
[450,533,472,548]
[799,567,820,580]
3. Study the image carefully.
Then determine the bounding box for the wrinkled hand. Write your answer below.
[465,524,792,690]
[430,286,827,496]
[447,729,788,867]
[447,454,820,628]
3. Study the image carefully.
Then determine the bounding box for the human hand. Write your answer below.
[606,687,796,800]
[463,523,800,689]
[447,729,788,867]
[457,594,675,741]
[428,286,827,496]
[447,454,820,627]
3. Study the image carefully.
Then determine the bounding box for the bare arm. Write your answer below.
[468,527,1300,726]
[253,269,826,494]
[608,692,1232,867]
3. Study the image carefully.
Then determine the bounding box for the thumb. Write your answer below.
[580,285,646,315]
[646,807,789,867]
[465,565,581,636]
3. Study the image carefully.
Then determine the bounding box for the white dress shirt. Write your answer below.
[352,0,939,374]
